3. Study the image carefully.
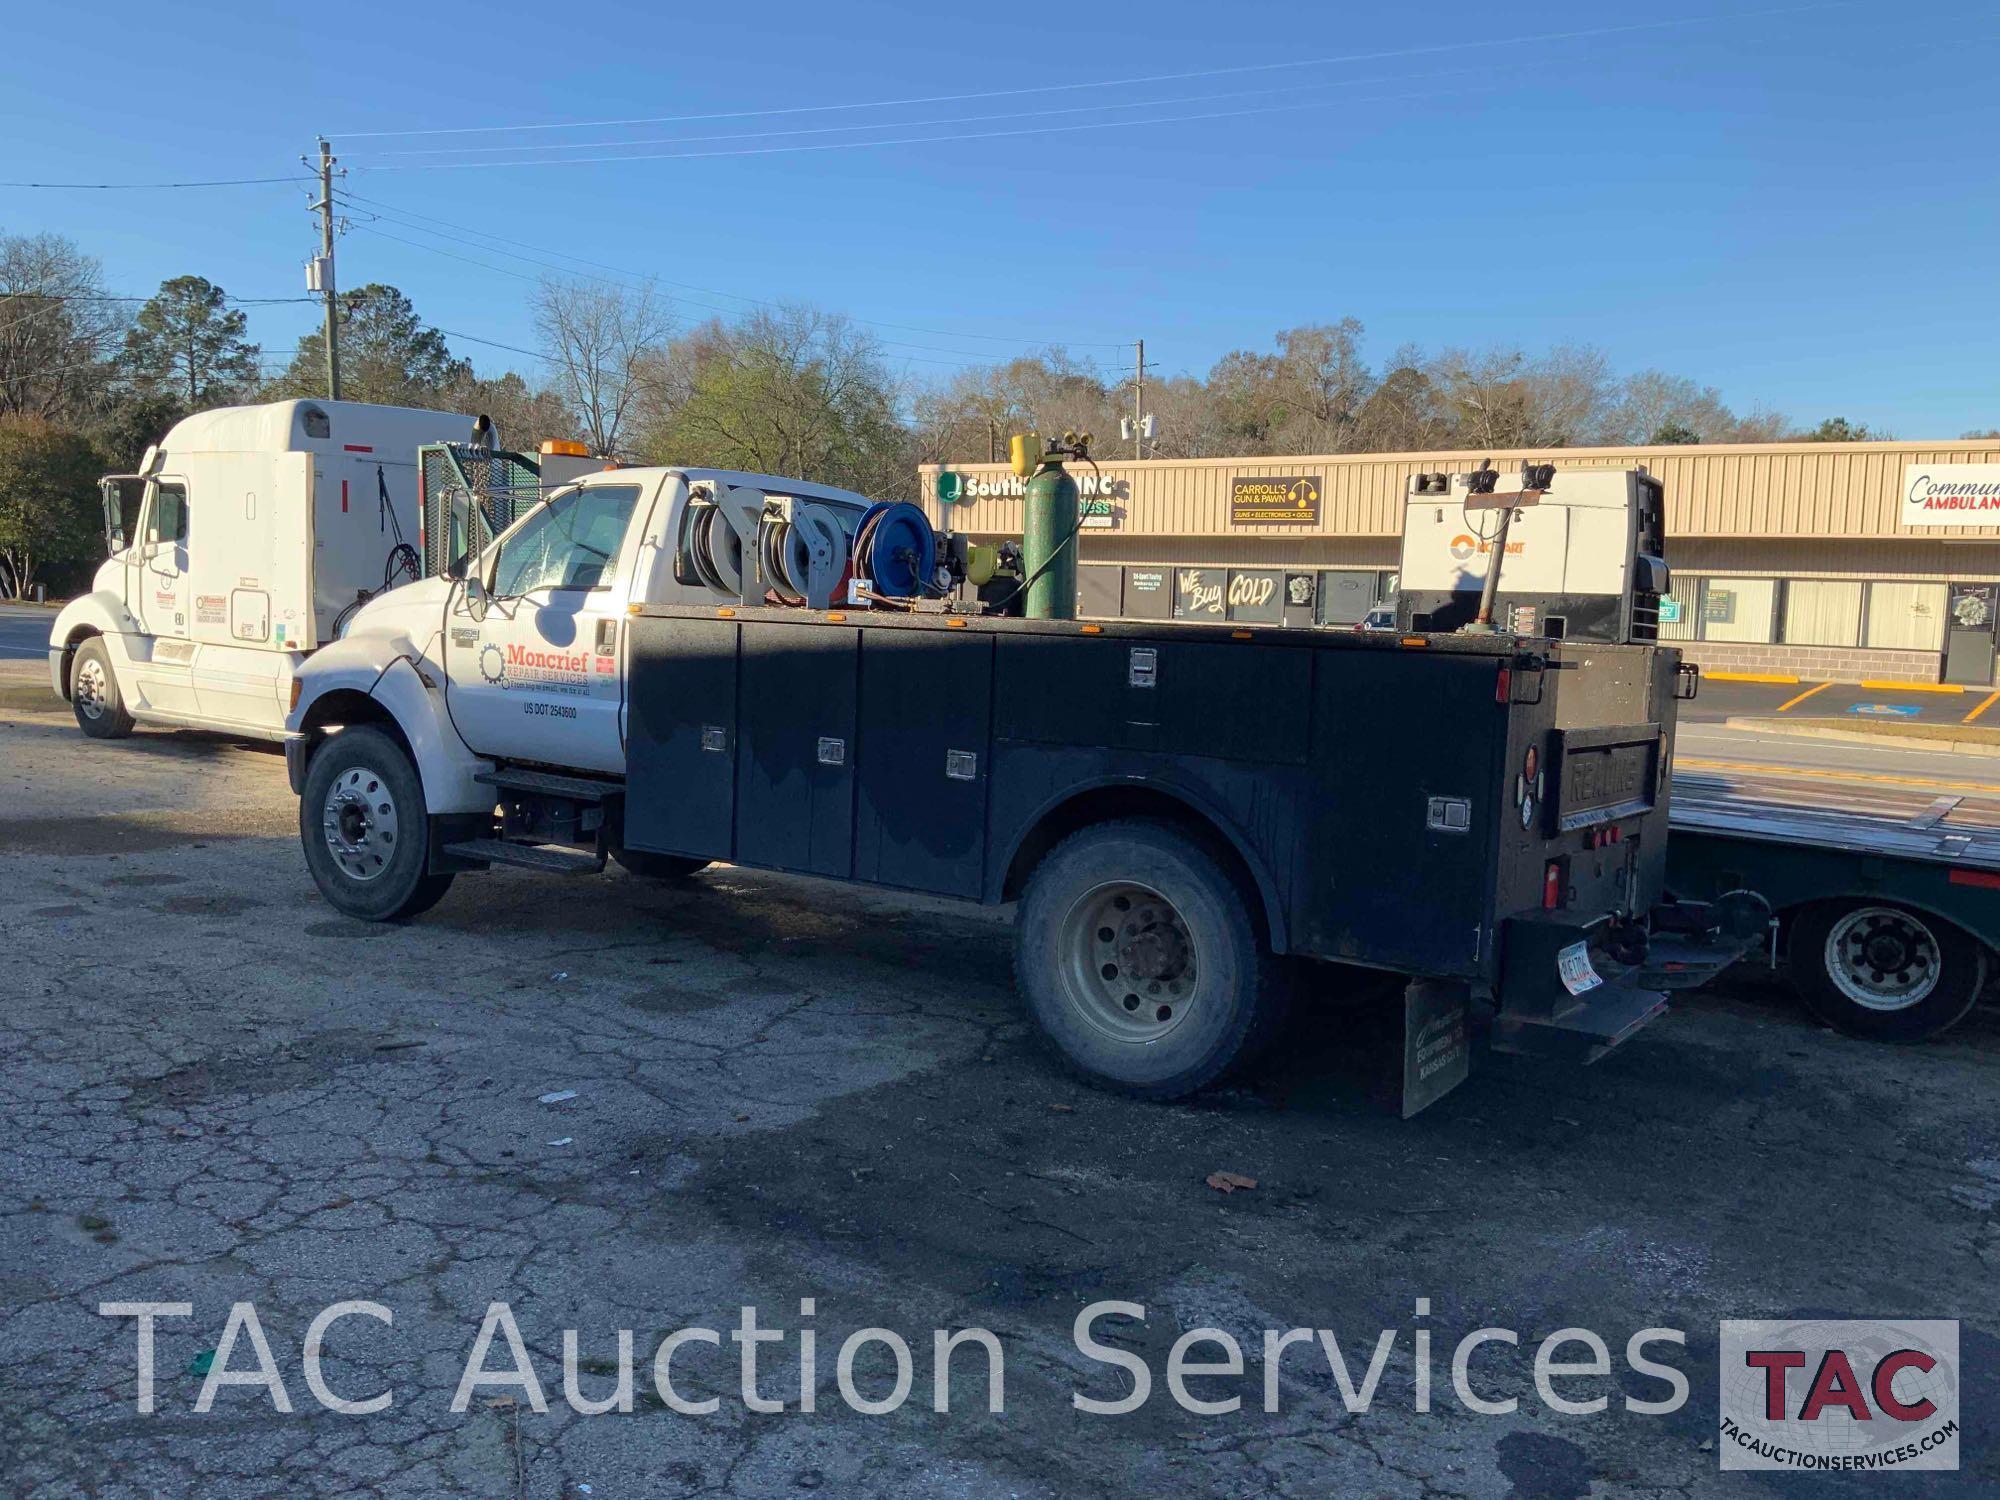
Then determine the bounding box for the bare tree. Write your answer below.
[1425,344,1616,450]
[1602,370,1791,446]
[534,278,672,457]
[0,231,126,423]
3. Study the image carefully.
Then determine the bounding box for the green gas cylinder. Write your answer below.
[1017,434,1080,620]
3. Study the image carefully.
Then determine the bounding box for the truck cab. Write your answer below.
[288,465,876,817]
[49,399,470,742]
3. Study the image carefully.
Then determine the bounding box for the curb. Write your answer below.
[1721,716,2000,758]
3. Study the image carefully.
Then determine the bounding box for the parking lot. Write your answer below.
[1,649,1995,1498]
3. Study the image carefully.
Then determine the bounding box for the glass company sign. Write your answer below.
[1903,464,2000,526]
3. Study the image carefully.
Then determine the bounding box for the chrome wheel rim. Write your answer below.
[321,765,400,883]
[1058,880,1202,1043]
[1825,906,1939,1012]
[75,657,107,719]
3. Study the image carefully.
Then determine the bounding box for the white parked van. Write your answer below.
[48,399,472,741]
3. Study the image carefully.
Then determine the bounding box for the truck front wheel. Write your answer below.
[71,638,134,739]
[1015,818,1287,1099]
[299,727,454,922]
[1788,899,1984,1042]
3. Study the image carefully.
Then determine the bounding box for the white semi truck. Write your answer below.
[48,399,477,742]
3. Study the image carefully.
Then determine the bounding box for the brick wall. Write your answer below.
[1673,639,1961,685]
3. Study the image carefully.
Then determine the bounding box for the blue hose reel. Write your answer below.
[852,502,937,600]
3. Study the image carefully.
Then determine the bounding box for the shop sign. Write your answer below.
[1229,475,1321,526]
[1658,597,1684,624]
[940,471,1121,502]
[1174,567,1226,620]
[1902,464,2000,527]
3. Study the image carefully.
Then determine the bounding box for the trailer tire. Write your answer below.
[1015,818,1284,1100]
[1788,900,1984,1042]
[610,846,712,881]
[299,727,454,922]
[70,637,134,739]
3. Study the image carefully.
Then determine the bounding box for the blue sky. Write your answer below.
[2,0,1994,436]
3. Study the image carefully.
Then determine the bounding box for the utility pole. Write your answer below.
[312,138,342,400]
[1133,338,1145,461]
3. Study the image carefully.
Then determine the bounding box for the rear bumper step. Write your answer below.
[1491,986,1668,1064]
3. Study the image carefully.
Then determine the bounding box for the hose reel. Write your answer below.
[852,501,937,600]
[756,497,850,609]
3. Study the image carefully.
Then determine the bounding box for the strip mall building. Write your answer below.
[919,439,2000,687]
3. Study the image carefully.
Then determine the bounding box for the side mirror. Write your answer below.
[100,479,125,555]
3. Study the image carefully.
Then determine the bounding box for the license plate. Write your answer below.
[1557,941,1603,996]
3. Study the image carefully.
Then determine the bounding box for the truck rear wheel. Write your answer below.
[71,638,134,739]
[1015,818,1286,1099]
[1788,900,1984,1042]
[299,727,454,922]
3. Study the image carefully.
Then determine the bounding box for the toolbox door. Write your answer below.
[736,623,858,878]
[624,616,739,860]
[855,629,994,896]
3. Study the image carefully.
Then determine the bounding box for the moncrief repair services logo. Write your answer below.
[478,643,507,686]
[1717,1319,1959,1472]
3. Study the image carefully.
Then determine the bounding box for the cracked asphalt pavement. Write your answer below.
[0,655,1994,1498]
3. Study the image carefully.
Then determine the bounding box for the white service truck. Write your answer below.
[48,399,475,742]
[283,459,1758,1106]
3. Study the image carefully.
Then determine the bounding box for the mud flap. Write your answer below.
[1402,979,1471,1118]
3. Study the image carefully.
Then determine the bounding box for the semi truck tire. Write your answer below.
[1015,818,1286,1100]
[610,846,712,881]
[71,637,134,740]
[299,727,454,922]
[1788,899,1984,1042]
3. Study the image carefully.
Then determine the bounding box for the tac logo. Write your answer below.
[478,644,508,686]
[1718,1319,1959,1471]
[1449,534,1478,561]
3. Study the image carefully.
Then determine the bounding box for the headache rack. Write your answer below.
[418,442,544,578]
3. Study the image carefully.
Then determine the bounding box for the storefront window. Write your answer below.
[1699,578,1776,643]
[1782,580,1862,647]
[1657,575,1700,642]
[1865,582,1947,652]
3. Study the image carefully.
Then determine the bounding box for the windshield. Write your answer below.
[488,484,643,598]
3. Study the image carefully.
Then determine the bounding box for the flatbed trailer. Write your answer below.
[1666,772,2000,1040]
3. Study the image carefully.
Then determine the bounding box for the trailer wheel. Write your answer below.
[1788,900,1985,1042]
[70,638,134,739]
[299,727,454,922]
[611,846,712,881]
[1015,818,1285,1099]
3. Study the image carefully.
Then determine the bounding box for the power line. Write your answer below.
[331,3,1853,139]
[336,190,1136,352]
[350,85,1456,174]
[356,71,1472,158]
[343,213,1101,364]
[0,291,318,305]
[430,327,543,361]
[0,176,308,191]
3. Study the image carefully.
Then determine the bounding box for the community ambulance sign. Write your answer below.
[1902,464,2000,526]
